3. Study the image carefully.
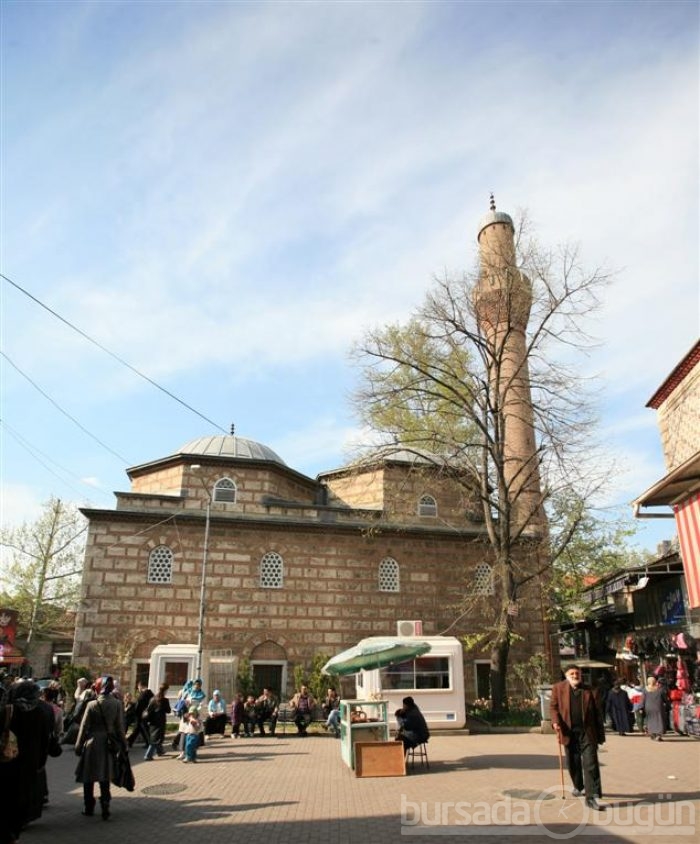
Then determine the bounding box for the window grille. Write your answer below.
[418,494,437,517]
[214,477,237,503]
[260,551,284,588]
[148,545,173,584]
[379,557,400,592]
[474,562,494,596]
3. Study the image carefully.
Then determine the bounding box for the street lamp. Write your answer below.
[191,466,211,680]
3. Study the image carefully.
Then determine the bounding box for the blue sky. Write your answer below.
[1,0,698,554]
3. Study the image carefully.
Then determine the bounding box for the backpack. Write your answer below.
[0,705,19,763]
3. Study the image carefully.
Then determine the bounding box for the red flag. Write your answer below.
[675,491,700,609]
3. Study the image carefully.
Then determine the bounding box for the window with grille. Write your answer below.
[418,494,437,517]
[214,477,237,503]
[378,557,400,592]
[260,552,284,588]
[474,562,494,596]
[148,545,173,584]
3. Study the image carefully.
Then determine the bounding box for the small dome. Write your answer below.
[477,209,514,241]
[178,435,286,465]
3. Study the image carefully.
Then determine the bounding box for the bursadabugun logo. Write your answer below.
[400,786,696,838]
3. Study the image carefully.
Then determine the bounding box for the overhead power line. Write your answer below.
[1,351,130,463]
[0,417,114,503]
[1,272,228,434]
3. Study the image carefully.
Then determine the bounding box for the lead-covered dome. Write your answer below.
[178,435,286,465]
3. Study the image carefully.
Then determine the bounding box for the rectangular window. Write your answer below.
[163,661,190,686]
[133,661,150,688]
[380,656,451,690]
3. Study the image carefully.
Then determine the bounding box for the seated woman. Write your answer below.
[205,690,228,736]
[395,696,430,751]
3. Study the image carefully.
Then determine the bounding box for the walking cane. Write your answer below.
[556,732,566,799]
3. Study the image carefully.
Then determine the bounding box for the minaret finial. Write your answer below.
[489,193,496,212]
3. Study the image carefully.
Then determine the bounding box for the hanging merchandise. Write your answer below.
[676,659,691,693]
[653,659,666,678]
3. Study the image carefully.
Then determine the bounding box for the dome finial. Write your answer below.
[230,423,235,436]
[489,193,496,212]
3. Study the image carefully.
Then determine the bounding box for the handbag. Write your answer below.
[48,732,63,757]
[0,705,19,763]
[112,746,135,791]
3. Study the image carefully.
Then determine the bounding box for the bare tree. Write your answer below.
[0,496,87,654]
[352,209,612,712]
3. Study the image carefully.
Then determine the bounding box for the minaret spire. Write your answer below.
[473,202,543,534]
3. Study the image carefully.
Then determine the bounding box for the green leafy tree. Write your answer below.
[236,657,254,697]
[307,653,332,704]
[0,497,87,656]
[548,494,644,622]
[353,213,612,714]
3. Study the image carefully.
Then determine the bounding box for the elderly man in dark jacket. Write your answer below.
[550,664,606,811]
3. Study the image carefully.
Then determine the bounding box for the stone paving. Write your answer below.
[20,729,700,844]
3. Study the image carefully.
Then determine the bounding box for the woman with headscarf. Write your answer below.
[605,679,633,735]
[642,676,669,741]
[205,690,227,736]
[74,675,126,819]
[1,680,51,844]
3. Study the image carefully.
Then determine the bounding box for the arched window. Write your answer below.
[378,557,400,592]
[213,477,237,503]
[474,562,494,596]
[148,545,173,584]
[260,551,284,588]
[418,494,437,517]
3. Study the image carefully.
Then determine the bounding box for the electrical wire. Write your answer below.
[0,417,113,503]
[1,272,228,434]
[1,351,130,464]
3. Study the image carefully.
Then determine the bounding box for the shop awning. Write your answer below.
[561,658,614,669]
[633,453,700,510]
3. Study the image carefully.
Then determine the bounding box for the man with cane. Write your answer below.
[550,664,607,811]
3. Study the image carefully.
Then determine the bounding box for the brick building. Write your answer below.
[72,202,551,703]
[634,339,700,611]
[72,436,548,701]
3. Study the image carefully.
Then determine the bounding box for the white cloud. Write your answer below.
[1,1,697,544]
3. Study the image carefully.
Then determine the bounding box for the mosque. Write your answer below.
[72,202,552,703]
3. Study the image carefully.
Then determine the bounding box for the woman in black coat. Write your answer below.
[605,681,633,735]
[1,680,51,844]
[395,696,430,751]
[143,684,170,760]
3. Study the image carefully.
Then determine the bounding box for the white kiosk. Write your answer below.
[355,635,466,730]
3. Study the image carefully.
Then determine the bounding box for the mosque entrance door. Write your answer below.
[252,662,284,698]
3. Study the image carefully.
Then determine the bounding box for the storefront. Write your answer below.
[557,553,700,736]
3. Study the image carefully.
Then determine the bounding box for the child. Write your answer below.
[183,705,202,763]
[243,695,257,737]
[231,693,245,739]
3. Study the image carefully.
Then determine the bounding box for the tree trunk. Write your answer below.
[489,620,511,715]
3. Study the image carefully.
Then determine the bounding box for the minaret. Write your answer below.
[473,195,543,535]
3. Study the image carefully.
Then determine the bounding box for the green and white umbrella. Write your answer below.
[322,638,432,677]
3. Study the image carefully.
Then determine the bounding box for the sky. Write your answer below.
[1,0,698,555]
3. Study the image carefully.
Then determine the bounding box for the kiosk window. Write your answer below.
[380,656,450,690]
